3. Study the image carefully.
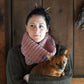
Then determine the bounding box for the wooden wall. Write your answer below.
[74,0,84,77]
[0,0,6,84]
[0,0,84,84]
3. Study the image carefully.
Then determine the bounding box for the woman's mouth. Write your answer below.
[34,35,40,37]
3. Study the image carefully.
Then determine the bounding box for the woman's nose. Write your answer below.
[34,26,40,32]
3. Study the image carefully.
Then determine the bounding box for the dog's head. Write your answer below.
[47,49,69,72]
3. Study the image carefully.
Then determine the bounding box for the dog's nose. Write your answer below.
[60,66,63,70]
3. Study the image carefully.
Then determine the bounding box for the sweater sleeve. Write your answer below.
[6,48,28,84]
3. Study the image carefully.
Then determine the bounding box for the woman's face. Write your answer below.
[25,15,48,42]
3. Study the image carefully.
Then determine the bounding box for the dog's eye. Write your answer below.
[63,61,65,64]
[56,63,58,65]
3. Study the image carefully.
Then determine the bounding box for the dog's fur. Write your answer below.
[30,49,69,77]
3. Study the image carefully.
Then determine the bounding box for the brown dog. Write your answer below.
[30,49,69,77]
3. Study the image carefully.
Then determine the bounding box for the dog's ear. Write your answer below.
[64,49,70,58]
[47,54,53,60]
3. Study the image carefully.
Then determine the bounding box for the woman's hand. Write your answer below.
[23,74,30,83]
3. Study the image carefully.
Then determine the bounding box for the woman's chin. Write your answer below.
[33,38,43,43]
[34,39,41,43]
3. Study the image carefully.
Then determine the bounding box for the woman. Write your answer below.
[6,7,56,84]
[6,7,73,84]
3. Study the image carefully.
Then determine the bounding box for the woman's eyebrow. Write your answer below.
[29,23,35,24]
[29,22,45,25]
[40,23,46,25]
[29,23,45,25]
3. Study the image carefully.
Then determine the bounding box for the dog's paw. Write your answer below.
[62,71,65,76]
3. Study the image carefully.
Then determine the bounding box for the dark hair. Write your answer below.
[26,7,51,35]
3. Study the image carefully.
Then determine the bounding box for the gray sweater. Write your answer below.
[6,44,73,84]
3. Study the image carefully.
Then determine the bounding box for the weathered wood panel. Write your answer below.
[71,78,84,84]
[0,0,6,84]
[5,0,12,52]
[74,0,84,77]
[4,0,84,82]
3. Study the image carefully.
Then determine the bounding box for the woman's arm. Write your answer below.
[6,48,27,84]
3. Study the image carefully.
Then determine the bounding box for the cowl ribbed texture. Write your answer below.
[21,32,56,65]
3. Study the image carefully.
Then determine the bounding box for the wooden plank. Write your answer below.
[38,0,43,7]
[43,0,73,58]
[71,78,84,84]
[0,51,6,84]
[0,25,6,84]
[0,0,6,84]
[5,0,12,53]
[74,0,84,77]
[12,0,42,46]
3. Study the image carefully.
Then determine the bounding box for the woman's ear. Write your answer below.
[46,28,49,33]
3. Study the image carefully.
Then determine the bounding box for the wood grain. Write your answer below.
[71,78,84,84]
[74,0,84,77]
[1,0,84,84]
[0,0,6,84]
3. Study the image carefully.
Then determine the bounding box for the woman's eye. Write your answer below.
[30,24,34,27]
[40,25,44,28]
[63,61,65,64]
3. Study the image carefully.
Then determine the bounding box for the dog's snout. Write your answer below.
[60,66,63,70]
